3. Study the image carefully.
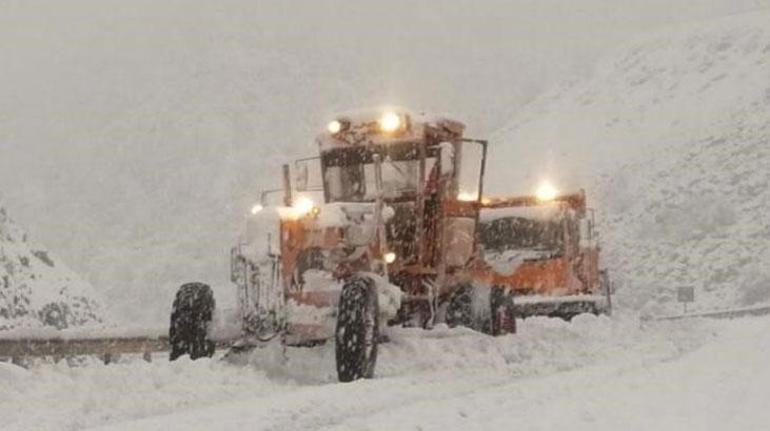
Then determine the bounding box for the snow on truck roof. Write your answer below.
[317,107,465,151]
[479,205,565,223]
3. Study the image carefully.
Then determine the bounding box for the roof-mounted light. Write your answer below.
[327,120,342,134]
[535,181,558,202]
[378,111,401,133]
[327,118,351,135]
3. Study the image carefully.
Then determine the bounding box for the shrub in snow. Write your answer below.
[0,202,102,330]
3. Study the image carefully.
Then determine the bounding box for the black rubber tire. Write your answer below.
[489,285,516,335]
[335,276,379,382]
[447,284,516,335]
[169,282,216,361]
[445,284,474,329]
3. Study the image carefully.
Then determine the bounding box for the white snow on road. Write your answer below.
[0,353,282,430]
[323,316,770,431]
[1,314,721,431]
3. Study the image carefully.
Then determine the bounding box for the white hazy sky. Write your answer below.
[1,0,768,322]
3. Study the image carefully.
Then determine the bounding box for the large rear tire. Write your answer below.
[169,282,216,361]
[335,276,379,382]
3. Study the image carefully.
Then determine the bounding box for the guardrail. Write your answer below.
[0,329,240,365]
[0,336,171,365]
[646,305,770,322]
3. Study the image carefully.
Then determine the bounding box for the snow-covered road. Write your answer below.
[3,314,767,431]
[324,318,770,431]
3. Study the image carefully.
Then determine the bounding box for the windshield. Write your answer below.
[325,158,423,201]
[480,216,564,252]
[322,143,436,202]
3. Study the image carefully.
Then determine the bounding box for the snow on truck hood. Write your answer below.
[240,202,393,260]
[484,249,555,276]
[314,202,393,228]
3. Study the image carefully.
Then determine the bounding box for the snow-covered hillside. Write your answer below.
[0,202,102,330]
[488,11,770,314]
[2,1,769,324]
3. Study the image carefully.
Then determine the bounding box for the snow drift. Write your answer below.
[488,11,770,314]
[0,201,102,329]
[0,314,716,430]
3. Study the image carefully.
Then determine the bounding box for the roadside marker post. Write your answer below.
[677,286,695,314]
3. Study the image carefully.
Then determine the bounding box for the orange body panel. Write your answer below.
[280,220,345,285]
[285,290,339,308]
[472,247,601,298]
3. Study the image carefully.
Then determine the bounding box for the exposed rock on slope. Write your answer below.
[0,202,102,330]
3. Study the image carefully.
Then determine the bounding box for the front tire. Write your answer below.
[335,276,379,382]
[169,282,216,361]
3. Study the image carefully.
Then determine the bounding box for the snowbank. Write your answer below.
[233,312,711,384]
[0,313,717,430]
[0,355,281,430]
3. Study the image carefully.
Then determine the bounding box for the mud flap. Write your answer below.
[490,285,516,335]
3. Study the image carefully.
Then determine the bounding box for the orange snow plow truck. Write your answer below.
[169,108,612,381]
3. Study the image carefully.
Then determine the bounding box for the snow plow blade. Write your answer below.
[514,295,610,320]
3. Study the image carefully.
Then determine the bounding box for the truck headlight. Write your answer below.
[378,112,401,133]
[293,196,315,216]
[327,120,342,134]
[535,181,558,202]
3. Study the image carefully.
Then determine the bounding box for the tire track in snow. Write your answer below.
[86,317,714,431]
